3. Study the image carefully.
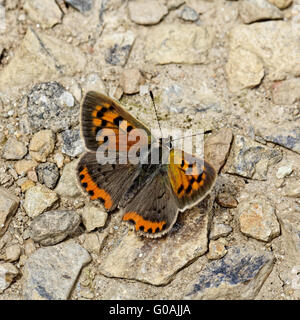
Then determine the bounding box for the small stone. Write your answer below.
[276,164,293,179]
[5,244,21,262]
[23,185,58,218]
[146,24,213,65]
[0,263,19,293]
[267,0,292,9]
[239,0,283,24]
[185,246,274,299]
[82,73,107,95]
[29,210,81,246]
[224,135,282,181]
[23,0,62,28]
[21,180,35,193]
[238,195,280,242]
[15,160,37,176]
[23,240,91,300]
[207,239,227,260]
[55,159,82,198]
[24,239,36,257]
[29,130,55,162]
[210,223,233,240]
[128,0,168,25]
[65,0,93,12]
[225,48,264,92]
[83,232,103,254]
[61,129,84,157]
[36,162,60,189]
[272,78,300,105]
[1,137,27,160]
[120,69,145,95]
[204,128,233,173]
[53,153,64,168]
[284,181,300,198]
[81,205,107,232]
[109,86,123,100]
[0,187,19,236]
[179,5,199,21]
[27,170,38,182]
[27,82,80,133]
[216,192,238,208]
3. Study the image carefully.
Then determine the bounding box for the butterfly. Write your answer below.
[77,91,217,238]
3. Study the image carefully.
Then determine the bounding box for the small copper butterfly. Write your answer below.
[77,91,217,238]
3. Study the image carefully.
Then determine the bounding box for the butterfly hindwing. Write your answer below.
[168,149,217,210]
[81,91,152,152]
[77,152,141,212]
[121,169,179,238]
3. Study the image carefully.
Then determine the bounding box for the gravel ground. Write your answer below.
[0,0,300,300]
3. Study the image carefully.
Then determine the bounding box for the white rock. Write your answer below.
[276,165,293,179]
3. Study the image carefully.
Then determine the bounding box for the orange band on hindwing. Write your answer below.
[79,167,113,210]
[123,212,166,234]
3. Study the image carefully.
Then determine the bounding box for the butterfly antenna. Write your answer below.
[172,130,212,142]
[149,90,163,138]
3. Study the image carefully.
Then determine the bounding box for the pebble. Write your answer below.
[0,187,19,236]
[284,181,300,198]
[53,153,64,168]
[24,239,36,257]
[146,24,213,65]
[179,5,199,21]
[23,185,59,218]
[23,0,62,28]
[276,164,293,179]
[210,223,233,240]
[81,205,107,232]
[267,0,292,9]
[29,130,55,163]
[4,244,21,262]
[216,192,238,208]
[36,162,60,189]
[207,239,227,260]
[225,48,264,92]
[61,129,84,157]
[0,262,19,293]
[23,240,91,300]
[128,0,168,25]
[185,246,274,299]
[120,69,145,95]
[15,160,37,176]
[204,128,233,173]
[27,82,80,133]
[238,195,280,242]
[239,0,283,24]
[1,137,27,160]
[65,0,93,13]
[55,159,82,198]
[82,232,104,254]
[29,210,81,246]
[82,73,107,95]
[225,135,282,180]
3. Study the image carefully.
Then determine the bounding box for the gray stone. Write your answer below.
[0,263,19,293]
[37,162,60,189]
[185,246,274,299]
[29,210,81,246]
[179,5,199,21]
[23,240,91,300]
[210,223,233,240]
[239,0,283,24]
[1,137,27,160]
[0,187,19,236]
[61,129,84,157]
[99,195,215,285]
[225,135,282,180]
[65,0,93,13]
[128,0,168,25]
[27,82,79,133]
[146,24,213,65]
[55,159,82,198]
[23,185,58,218]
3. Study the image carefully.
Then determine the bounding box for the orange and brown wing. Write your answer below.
[80,91,152,153]
[168,149,216,210]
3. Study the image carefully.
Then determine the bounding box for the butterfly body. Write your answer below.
[77,91,217,238]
